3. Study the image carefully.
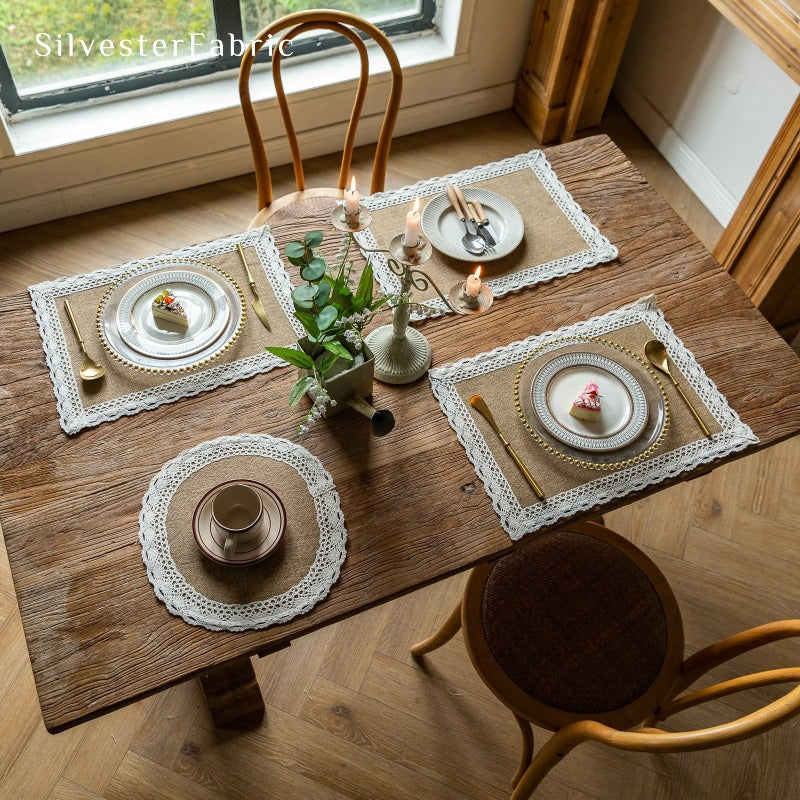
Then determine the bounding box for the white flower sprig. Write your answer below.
[297,377,337,438]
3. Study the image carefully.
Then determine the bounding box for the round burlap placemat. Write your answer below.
[139,434,347,631]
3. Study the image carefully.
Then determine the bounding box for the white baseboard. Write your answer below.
[0,83,514,233]
[613,72,738,226]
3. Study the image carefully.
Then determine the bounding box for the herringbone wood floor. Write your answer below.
[1,105,798,799]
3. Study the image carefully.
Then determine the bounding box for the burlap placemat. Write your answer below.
[356,149,618,316]
[140,434,347,631]
[29,227,304,434]
[428,297,758,540]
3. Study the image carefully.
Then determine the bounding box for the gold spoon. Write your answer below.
[644,339,710,437]
[63,299,105,382]
[470,395,546,501]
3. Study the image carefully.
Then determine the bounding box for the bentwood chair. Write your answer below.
[238,10,403,229]
[411,521,800,798]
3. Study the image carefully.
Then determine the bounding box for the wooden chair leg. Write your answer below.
[197,654,265,731]
[511,713,534,789]
[511,724,590,799]
[410,600,463,658]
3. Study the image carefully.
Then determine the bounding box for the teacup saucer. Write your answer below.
[192,479,286,566]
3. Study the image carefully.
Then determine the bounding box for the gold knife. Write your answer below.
[470,395,546,501]
[236,242,271,331]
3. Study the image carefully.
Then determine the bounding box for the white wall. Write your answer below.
[613,0,799,225]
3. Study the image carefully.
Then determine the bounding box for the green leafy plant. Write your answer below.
[266,230,388,435]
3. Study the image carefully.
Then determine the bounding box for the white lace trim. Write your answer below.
[428,296,758,540]
[354,149,618,319]
[28,227,303,435]
[139,433,347,632]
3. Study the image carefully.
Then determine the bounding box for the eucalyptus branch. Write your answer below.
[266,229,390,437]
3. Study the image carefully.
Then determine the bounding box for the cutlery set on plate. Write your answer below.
[420,184,524,262]
[445,184,497,254]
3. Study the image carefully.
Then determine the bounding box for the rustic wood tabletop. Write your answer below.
[1,134,799,733]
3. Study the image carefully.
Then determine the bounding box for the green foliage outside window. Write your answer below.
[0,1,417,92]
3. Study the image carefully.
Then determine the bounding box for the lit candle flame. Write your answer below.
[411,197,420,215]
[350,175,357,193]
[474,265,482,279]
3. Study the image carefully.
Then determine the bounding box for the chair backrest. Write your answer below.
[238,10,403,211]
[512,621,800,798]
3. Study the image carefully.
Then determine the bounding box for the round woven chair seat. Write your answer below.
[480,529,669,714]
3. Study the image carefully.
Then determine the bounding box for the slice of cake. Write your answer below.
[152,289,189,328]
[569,380,601,422]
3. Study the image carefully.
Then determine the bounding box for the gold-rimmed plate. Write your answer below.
[96,259,246,373]
[514,337,670,470]
[531,351,649,452]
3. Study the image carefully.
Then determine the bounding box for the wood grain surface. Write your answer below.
[1,134,799,734]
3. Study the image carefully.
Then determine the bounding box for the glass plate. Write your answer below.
[97,260,246,373]
[420,187,524,261]
[531,352,648,452]
[514,337,671,470]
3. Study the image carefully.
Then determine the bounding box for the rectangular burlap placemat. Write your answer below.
[428,297,758,540]
[356,150,618,316]
[29,227,304,434]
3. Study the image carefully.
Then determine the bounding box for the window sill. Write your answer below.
[0,0,540,231]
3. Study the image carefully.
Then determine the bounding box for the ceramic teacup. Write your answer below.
[211,483,264,558]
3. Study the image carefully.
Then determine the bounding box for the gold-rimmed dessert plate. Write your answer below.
[531,351,648,452]
[515,337,670,470]
[97,259,245,373]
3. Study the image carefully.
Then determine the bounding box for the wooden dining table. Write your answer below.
[1,134,799,735]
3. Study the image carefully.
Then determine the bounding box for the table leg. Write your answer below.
[197,655,265,731]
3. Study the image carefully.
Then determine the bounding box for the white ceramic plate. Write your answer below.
[116,270,231,360]
[420,187,524,262]
[97,261,245,372]
[531,352,649,452]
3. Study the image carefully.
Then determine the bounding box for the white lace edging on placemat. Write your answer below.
[428,296,758,540]
[354,149,619,319]
[28,227,304,435]
[139,433,347,632]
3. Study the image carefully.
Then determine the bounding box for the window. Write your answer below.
[0,1,436,114]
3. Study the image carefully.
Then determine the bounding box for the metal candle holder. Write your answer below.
[447,279,494,315]
[361,234,459,384]
[330,201,373,233]
[331,202,493,383]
